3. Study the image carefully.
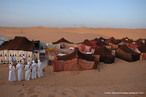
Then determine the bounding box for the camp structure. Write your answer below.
[89,38,98,45]
[79,39,95,54]
[52,49,97,72]
[0,36,39,64]
[136,38,146,44]
[115,44,140,62]
[106,37,119,50]
[121,37,133,44]
[0,35,9,46]
[137,46,146,60]
[52,37,74,49]
[94,46,115,63]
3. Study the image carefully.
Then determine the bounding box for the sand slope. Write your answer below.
[0,58,145,97]
[0,27,146,43]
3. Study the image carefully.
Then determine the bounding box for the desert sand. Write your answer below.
[0,27,146,43]
[0,58,145,97]
[0,27,146,97]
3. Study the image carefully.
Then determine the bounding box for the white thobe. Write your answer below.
[8,65,16,81]
[16,63,23,81]
[37,62,43,78]
[25,64,31,81]
[31,63,37,79]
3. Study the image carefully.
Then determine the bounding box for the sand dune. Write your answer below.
[0,27,146,43]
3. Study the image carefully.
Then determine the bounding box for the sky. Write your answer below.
[0,0,146,28]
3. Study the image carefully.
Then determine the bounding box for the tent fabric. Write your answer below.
[106,37,116,44]
[141,53,146,60]
[106,37,122,45]
[52,38,73,44]
[138,46,146,53]
[96,39,108,46]
[137,46,146,60]
[116,45,140,62]
[56,49,77,60]
[116,49,133,62]
[77,50,95,61]
[82,39,94,46]
[0,36,34,51]
[111,43,119,50]
[121,37,133,43]
[129,44,139,49]
[94,46,115,63]
[52,58,97,72]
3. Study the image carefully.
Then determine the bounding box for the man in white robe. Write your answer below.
[21,54,26,64]
[25,61,31,81]
[37,60,43,78]
[16,61,24,81]
[31,60,37,79]
[8,62,16,81]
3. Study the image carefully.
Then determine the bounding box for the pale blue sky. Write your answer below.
[0,0,146,28]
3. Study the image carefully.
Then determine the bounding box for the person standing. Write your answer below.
[37,59,43,78]
[25,61,31,81]
[31,60,37,79]
[21,54,26,64]
[10,55,16,62]
[16,61,23,81]
[8,62,16,81]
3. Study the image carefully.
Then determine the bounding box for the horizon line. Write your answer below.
[0,26,146,29]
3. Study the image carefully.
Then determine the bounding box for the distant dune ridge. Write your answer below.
[0,27,146,43]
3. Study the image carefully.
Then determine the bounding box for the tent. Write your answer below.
[115,45,140,62]
[94,46,115,63]
[52,37,73,44]
[106,37,119,50]
[79,39,95,53]
[121,37,133,43]
[89,38,98,45]
[77,49,95,61]
[0,36,38,64]
[52,49,97,72]
[138,46,146,60]
[96,39,108,46]
[52,37,74,49]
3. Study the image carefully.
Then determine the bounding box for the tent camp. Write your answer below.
[0,36,39,64]
[0,35,9,46]
[94,46,115,63]
[115,45,140,62]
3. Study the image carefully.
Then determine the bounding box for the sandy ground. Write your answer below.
[0,58,146,97]
[0,27,146,97]
[0,27,146,43]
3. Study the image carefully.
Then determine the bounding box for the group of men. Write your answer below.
[8,59,43,82]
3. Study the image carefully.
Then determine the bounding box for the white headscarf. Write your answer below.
[32,60,35,63]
